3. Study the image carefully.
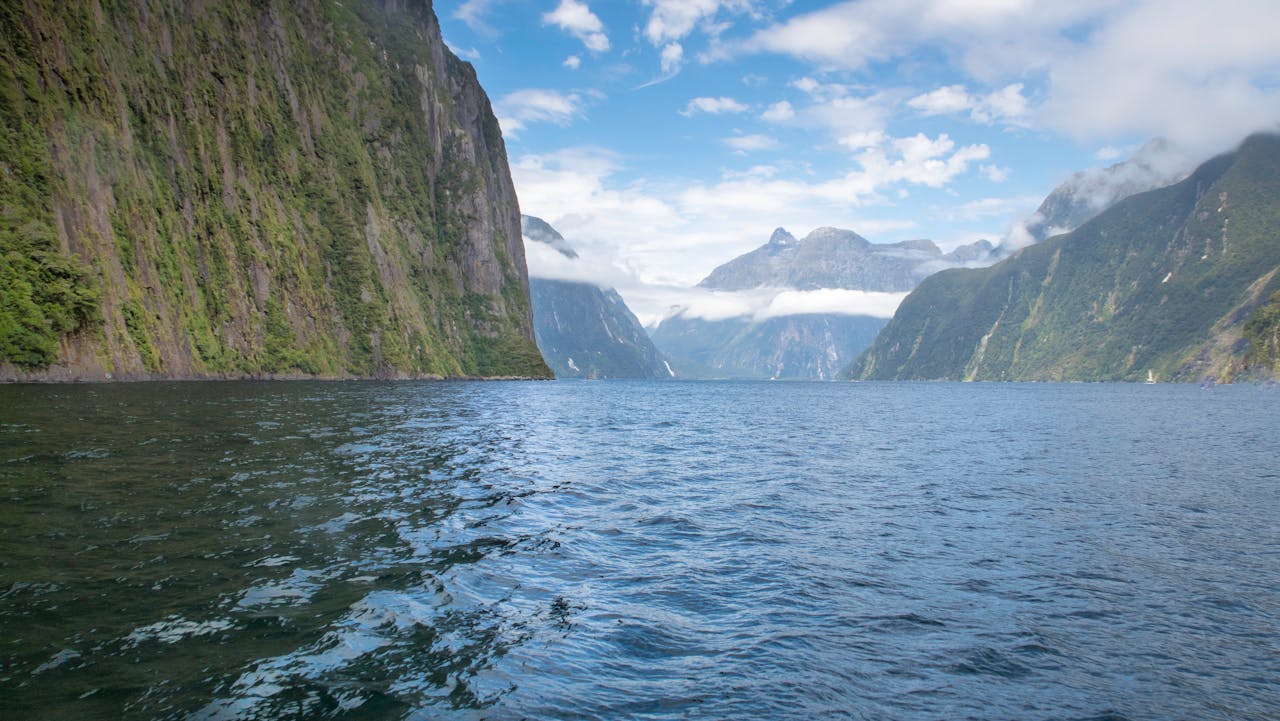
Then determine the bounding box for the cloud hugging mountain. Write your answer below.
[853,133,1280,382]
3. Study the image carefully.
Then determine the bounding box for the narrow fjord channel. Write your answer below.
[2,381,1277,719]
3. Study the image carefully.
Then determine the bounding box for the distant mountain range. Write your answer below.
[522,216,672,379]
[852,133,1280,382]
[651,227,994,379]
[700,227,995,292]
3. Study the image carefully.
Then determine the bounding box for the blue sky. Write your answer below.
[438,0,1280,324]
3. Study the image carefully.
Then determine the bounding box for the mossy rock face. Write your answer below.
[1241,290,1280,377]
[852,134,1280,382]
[0,0,550,380]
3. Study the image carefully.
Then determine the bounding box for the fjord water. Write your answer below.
[1,382,1277,720]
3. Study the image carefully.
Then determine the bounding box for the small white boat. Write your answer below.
[1146,369,1157,384]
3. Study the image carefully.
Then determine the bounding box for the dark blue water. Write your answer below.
[1,381,1277,720]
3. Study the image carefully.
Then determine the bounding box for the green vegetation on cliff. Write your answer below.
[1,0,549,379]
[1241,290,1280,377]
[851,133,1280,382]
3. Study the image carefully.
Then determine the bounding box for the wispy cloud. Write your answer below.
[681,96,749,116]
[497,89,588,134]
[755,288,906,320]
[660,42,684,74]
[640,0,759,75]
[907,83,1030,125]
[453,0,501,36]
[724,134,780,152]
[544,0,610,53]
[760,100,795,123]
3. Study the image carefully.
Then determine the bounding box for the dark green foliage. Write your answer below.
[852,134,1280,382]
[0,7,100,368]
[0,239,100,367]
[1242,291,1280,374]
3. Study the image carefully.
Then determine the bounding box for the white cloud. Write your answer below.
[907,84,971,116]
[543,0,610,53]
[1095,145,1125,161]
[660,42,685,74]
[755,288,906,320]
[775,81,899,148]
[453,0,500,36]
[1039,0,1280,153]
[980,164,1011,183]
[942,195,1042,222]
[837,130,888,152]
[853,133,991,189]
[654,287,906,325]
[642,0,752,45]
[999,137,1201,252]
[737,0,1280,152]
[739,0,1109,75]
[640,0,759,75]
[563,55,582,69]
[524,233,637,290]
[791,77,821,96]
[724,134,780,152]
[907,83,1030,125]
[445,42,482,62]
[977,83,1030,123]
[761,100,795,122]
[497,89,586,134]
[682,96,749,116]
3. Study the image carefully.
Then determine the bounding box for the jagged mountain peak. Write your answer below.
[804,226,870,247]
[522,215,579,259]
[698,225,943,292]
[768,227,797,246]
[1002,137,1197,252]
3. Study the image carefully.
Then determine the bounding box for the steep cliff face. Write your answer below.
[851,134,1280,382]
[0,0,550,380]
[521,215,671,379]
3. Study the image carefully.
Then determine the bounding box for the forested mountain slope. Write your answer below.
[0,0,549,380]
[852,134,1280,382]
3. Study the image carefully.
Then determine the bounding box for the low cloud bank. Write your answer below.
[661,287,906,325]
[524,235,908,326]
[755,288,906,320]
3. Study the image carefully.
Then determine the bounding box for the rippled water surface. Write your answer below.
[1,381,1278,720]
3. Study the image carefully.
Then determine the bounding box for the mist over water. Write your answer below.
[1,381,1277,720]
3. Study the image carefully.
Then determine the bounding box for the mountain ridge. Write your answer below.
[652,222,998,379]
[851,133,1280,382]
[697,226,982,292]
